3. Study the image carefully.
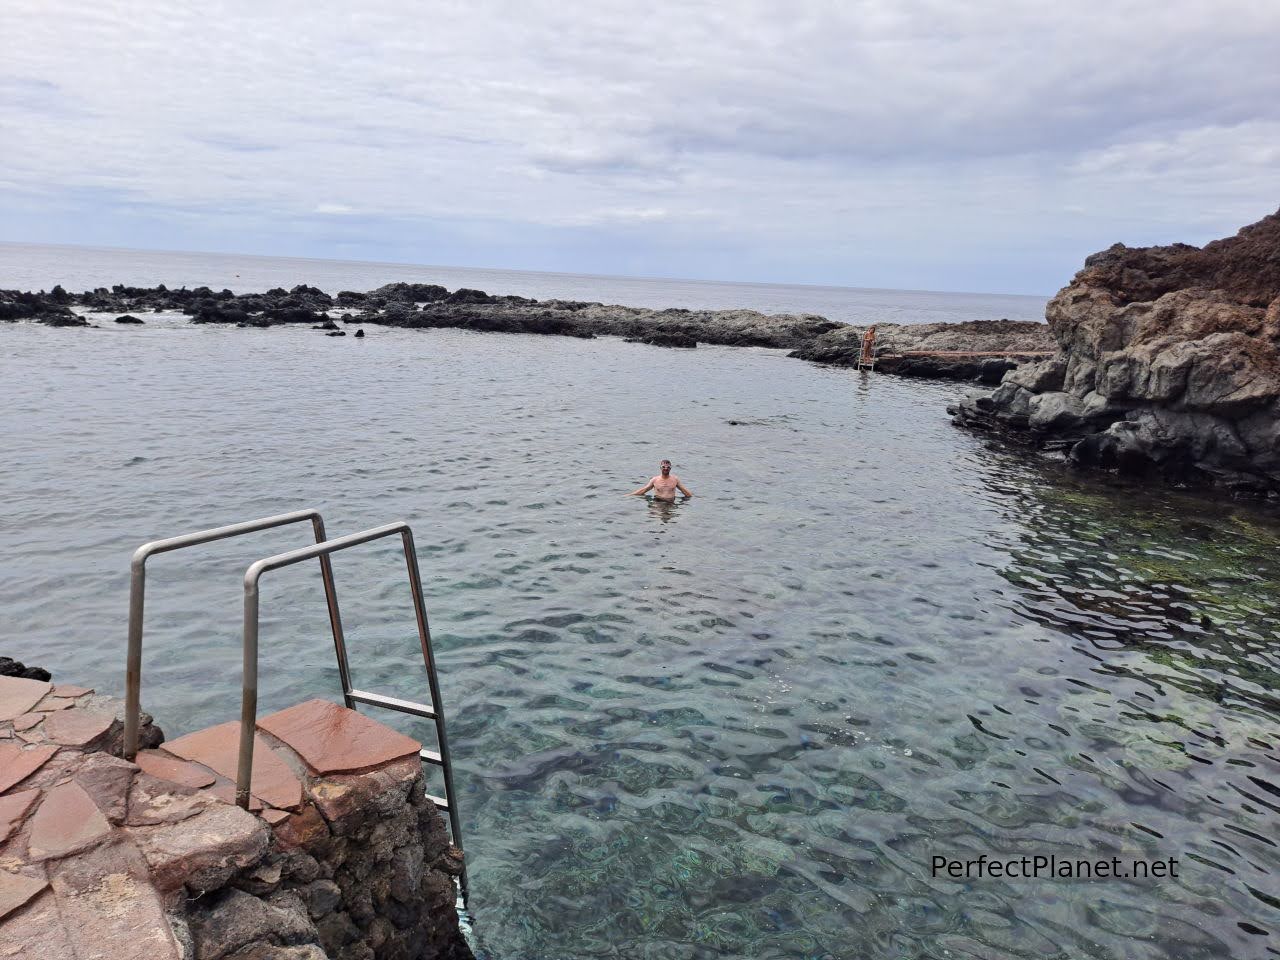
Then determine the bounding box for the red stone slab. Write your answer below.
[258,698,421,775]
[260,808,291,825]
[0,677,52,722]
[135,749,216,789]
[0,788,41,845]
[51,685,93,698]
[0,744,59,794]
[43,709,116,750]
[12,713,43,732]
[0,868,49,922]
[26,780,113,861]
[164,722,302,811]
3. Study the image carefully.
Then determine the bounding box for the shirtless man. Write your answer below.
[629,459,693,501]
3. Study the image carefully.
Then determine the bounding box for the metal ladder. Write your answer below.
[122,510,468,904]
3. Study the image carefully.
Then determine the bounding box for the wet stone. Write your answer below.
[166,722,303,811]
[0,677,52,723]
[26,780,113,861]
[258,699,421,775]
[0,744,59,794]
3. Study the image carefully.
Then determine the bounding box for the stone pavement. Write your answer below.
[0,675,469,960]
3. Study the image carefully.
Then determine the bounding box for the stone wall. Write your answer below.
[0,678,471,960]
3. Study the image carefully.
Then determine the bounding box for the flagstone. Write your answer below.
[258,699,421,775]
[48,840,182,960]
[135,749,217,789]
[11,715,42,733]
[0,678,51,723]
[42,709,117,750]
[0,744,59,795]
[165,722,302,811]
[26,781,112,861]
[51,686,93,698]
[0,869,49,922]
[0,883,73,958]
[72,754,137,825]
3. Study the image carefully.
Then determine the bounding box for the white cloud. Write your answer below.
[1,0,1278,292]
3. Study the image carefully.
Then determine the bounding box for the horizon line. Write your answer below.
[0,238,1055,302]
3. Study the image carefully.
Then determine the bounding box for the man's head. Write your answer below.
[660,459,671,476]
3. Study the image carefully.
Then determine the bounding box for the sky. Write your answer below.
[1,0,1278,295]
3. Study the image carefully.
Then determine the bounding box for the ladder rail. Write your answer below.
[124,509,350,760]
[239,522,468,902]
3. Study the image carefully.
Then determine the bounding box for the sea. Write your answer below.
[2,242,1277,960]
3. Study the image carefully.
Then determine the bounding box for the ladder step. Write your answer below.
[348,688,437,719]
[419,749,443,765]
[426,793,450,810]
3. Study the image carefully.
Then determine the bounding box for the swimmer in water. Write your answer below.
[628,459,693,501]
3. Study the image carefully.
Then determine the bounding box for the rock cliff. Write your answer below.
[952,209,1280,495]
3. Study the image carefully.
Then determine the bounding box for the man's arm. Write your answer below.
[628,479,655,496]
[676,480,693,498]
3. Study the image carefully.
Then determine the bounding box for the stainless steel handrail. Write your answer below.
[236,522,467,900]
[124,510,350,760]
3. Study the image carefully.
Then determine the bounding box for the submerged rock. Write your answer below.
[625,332,697,348]
[952,208,1280,495]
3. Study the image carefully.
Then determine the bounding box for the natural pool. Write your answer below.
[2,319,1277,959]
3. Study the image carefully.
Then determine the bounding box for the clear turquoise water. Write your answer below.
[1,252,1277,959]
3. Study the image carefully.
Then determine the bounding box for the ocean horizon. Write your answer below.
[0,240,1050,327]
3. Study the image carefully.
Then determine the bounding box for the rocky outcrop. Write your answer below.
[952,209,1280,494]
[788,319,1055,382]
[5,278,1051,378]
[0,289,87,326]
[0,657,51,682]
[4,281,840,349]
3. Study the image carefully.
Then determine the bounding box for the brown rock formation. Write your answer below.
[952,208,1280,494]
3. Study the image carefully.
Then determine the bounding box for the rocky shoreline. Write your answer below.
[8,208,1276,497]
[0,279,1053,381]
[952,208,1280,497]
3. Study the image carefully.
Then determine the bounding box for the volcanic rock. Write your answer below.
[952,208,1280,494]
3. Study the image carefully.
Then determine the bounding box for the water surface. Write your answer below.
[1,301,1277,960]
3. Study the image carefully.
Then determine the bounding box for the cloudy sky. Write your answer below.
[2,0,1278,294]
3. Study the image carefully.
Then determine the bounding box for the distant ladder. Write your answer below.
[122,510,469,904]
[857,325,877,371]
